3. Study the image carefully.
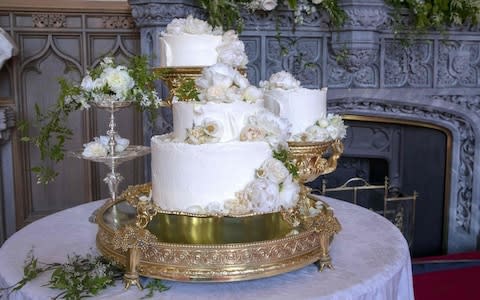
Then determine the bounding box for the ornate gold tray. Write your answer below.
[96,185,341,286]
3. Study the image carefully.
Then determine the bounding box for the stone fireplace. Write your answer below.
[128,0,480,255]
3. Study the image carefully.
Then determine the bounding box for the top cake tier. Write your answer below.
[158,15,248,68]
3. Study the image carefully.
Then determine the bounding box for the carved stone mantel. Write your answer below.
[128,0,480,253]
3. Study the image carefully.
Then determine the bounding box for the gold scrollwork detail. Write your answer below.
[288,139,344,183]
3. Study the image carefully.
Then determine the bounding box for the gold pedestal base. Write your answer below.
[96,187,341,285]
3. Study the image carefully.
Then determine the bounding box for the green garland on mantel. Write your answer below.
[195,0,480,32]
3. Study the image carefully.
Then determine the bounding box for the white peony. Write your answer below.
[306,125,331,141]
[261,158,290,184]
[317,118,329,128]
[82,140,107,157]
[243,86,263,103]
[98,135,130,152]
[204,86,227,102]
[278,176,300,208]
[102,66,135,99]
[259,0,278,11]
[164,15,215,35]
[327,124,346,140]
[234,73,250,89]
[312,0,324,4]
[216,30,248,68]
[211,73,234,89]
[184,15,214,34]
[243,178,279,212]
[262,71,301,90]
[80,75,94,91]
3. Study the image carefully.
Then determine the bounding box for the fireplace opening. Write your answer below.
[310,116,450,258]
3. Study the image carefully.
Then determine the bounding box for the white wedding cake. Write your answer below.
[159,15,248,68]
[151,64,299,216]
[262,71,346,142]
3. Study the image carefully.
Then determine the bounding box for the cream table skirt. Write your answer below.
[0,198,414,300]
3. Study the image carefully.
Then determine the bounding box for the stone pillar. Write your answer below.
[332,0,389,72]
[0,107,15,244]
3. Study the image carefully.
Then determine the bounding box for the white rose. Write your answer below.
[240,125,267,141]
[312,0,323,4]
[243,86,263,103]
[82,140,107,157]
[260,0,278,11]
[202,118,223,139]
[204,63,237,83]
[266,71,301,90]
[278,176,300,208]
[80,75,94,91]
[261,158,289,184]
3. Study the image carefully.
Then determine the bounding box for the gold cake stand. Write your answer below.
[154,67,204,106]
[96,139,344,288]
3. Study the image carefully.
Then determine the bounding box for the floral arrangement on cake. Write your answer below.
[20,55,162,183]
[163,15,248,68]
[195,63,263,103]
[259,70,301,90]
[291,114,346,142]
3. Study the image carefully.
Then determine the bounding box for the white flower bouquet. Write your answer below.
[195,63,263,103]
[64,56,161,110]
[21,55,162,183]
[292,113,347,142]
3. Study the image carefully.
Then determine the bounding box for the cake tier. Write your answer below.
[172,101,264,142]
[264,87,327,135]
[151,136,272,214]
[159,34,222,67]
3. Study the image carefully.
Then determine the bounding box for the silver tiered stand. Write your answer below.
[70,100,150,222]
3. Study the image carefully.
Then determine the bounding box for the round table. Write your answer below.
[0,198,414,300]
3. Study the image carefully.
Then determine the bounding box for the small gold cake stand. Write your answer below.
[154,67,204,106]
[96,184,341,288]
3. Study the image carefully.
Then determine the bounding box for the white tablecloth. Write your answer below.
[0,198,414,300]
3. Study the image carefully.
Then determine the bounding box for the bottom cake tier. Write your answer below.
[96,186,341,283]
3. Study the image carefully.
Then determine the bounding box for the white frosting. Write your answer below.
[172,101,265,142]
[151,136,273,214]
[159,34,222,67]
[263,87,327,136]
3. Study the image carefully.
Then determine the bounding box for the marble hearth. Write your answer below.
[128,0,480,254]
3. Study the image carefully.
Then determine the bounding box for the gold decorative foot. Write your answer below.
[124,247,143,290]
[124,272,143,290]
[315,255,334,271]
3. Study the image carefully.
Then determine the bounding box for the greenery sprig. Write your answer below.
[0,250,169,300]
[386,0,480,32]
[273,148,299,179]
